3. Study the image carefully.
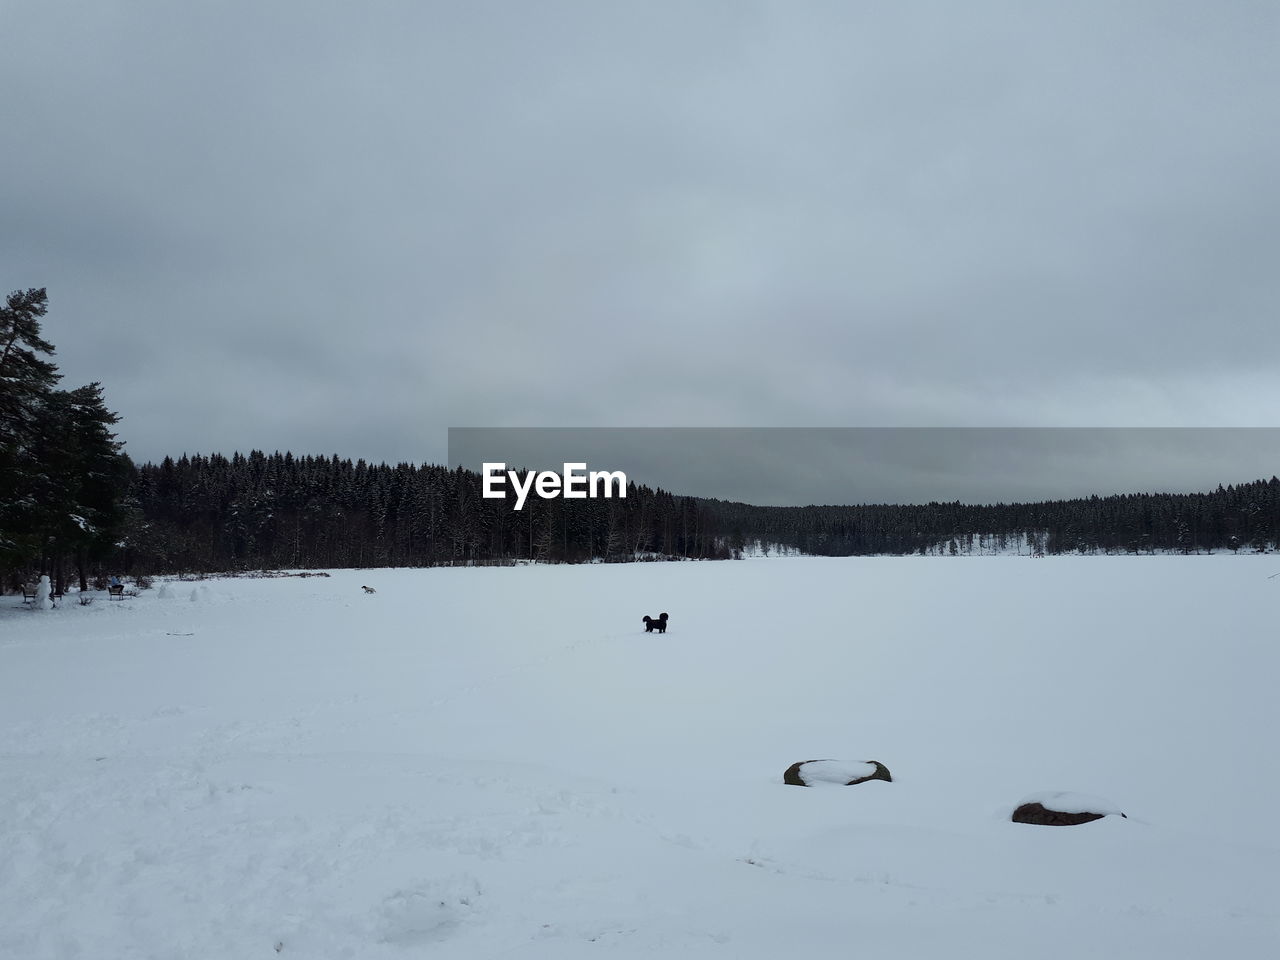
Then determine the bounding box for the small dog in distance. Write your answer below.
[362,585,376,594]
[643,612,669,634]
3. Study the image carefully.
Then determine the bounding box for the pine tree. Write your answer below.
[1,291,132,589]
[0,288,61,578]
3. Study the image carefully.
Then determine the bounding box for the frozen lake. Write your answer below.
[2,556,1276,957]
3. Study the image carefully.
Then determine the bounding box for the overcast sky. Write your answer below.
[450,428,1280,505]
[4,1,1278,503]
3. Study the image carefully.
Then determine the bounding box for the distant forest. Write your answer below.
[120,452,1280,574]
[5,286,1280,591]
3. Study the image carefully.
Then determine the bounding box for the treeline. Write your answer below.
[702,479,1280,557]
[124,452,730,572]
[5,286,1280,588]
[1,288,132,593]
[119,452,1280,573]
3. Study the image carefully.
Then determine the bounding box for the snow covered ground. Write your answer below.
[2,557,1277,958]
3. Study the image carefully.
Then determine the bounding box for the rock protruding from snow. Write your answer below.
[783,759,892,787]
[1011,791,1127,826]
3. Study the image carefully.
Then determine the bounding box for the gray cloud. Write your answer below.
[451,428,1280,506]
[4,1,1278,500]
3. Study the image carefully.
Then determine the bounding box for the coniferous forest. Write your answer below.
[121,454,1280,573]
[1,289,132,593]
[4,287,1280,591]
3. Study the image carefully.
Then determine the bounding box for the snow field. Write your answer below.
[1,557,1276,957]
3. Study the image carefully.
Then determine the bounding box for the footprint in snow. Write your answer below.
[376,876,481,946]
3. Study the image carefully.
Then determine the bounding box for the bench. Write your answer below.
[22,587,37,603]
[108,584,125,600]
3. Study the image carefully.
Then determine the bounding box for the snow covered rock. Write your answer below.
[1011,791,1127,826]
[783,759,892,787]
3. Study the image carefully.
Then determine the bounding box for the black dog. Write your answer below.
[643,612,669,634]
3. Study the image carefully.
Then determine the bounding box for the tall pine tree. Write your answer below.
[1,288,61,577]
[0,289,132,591]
